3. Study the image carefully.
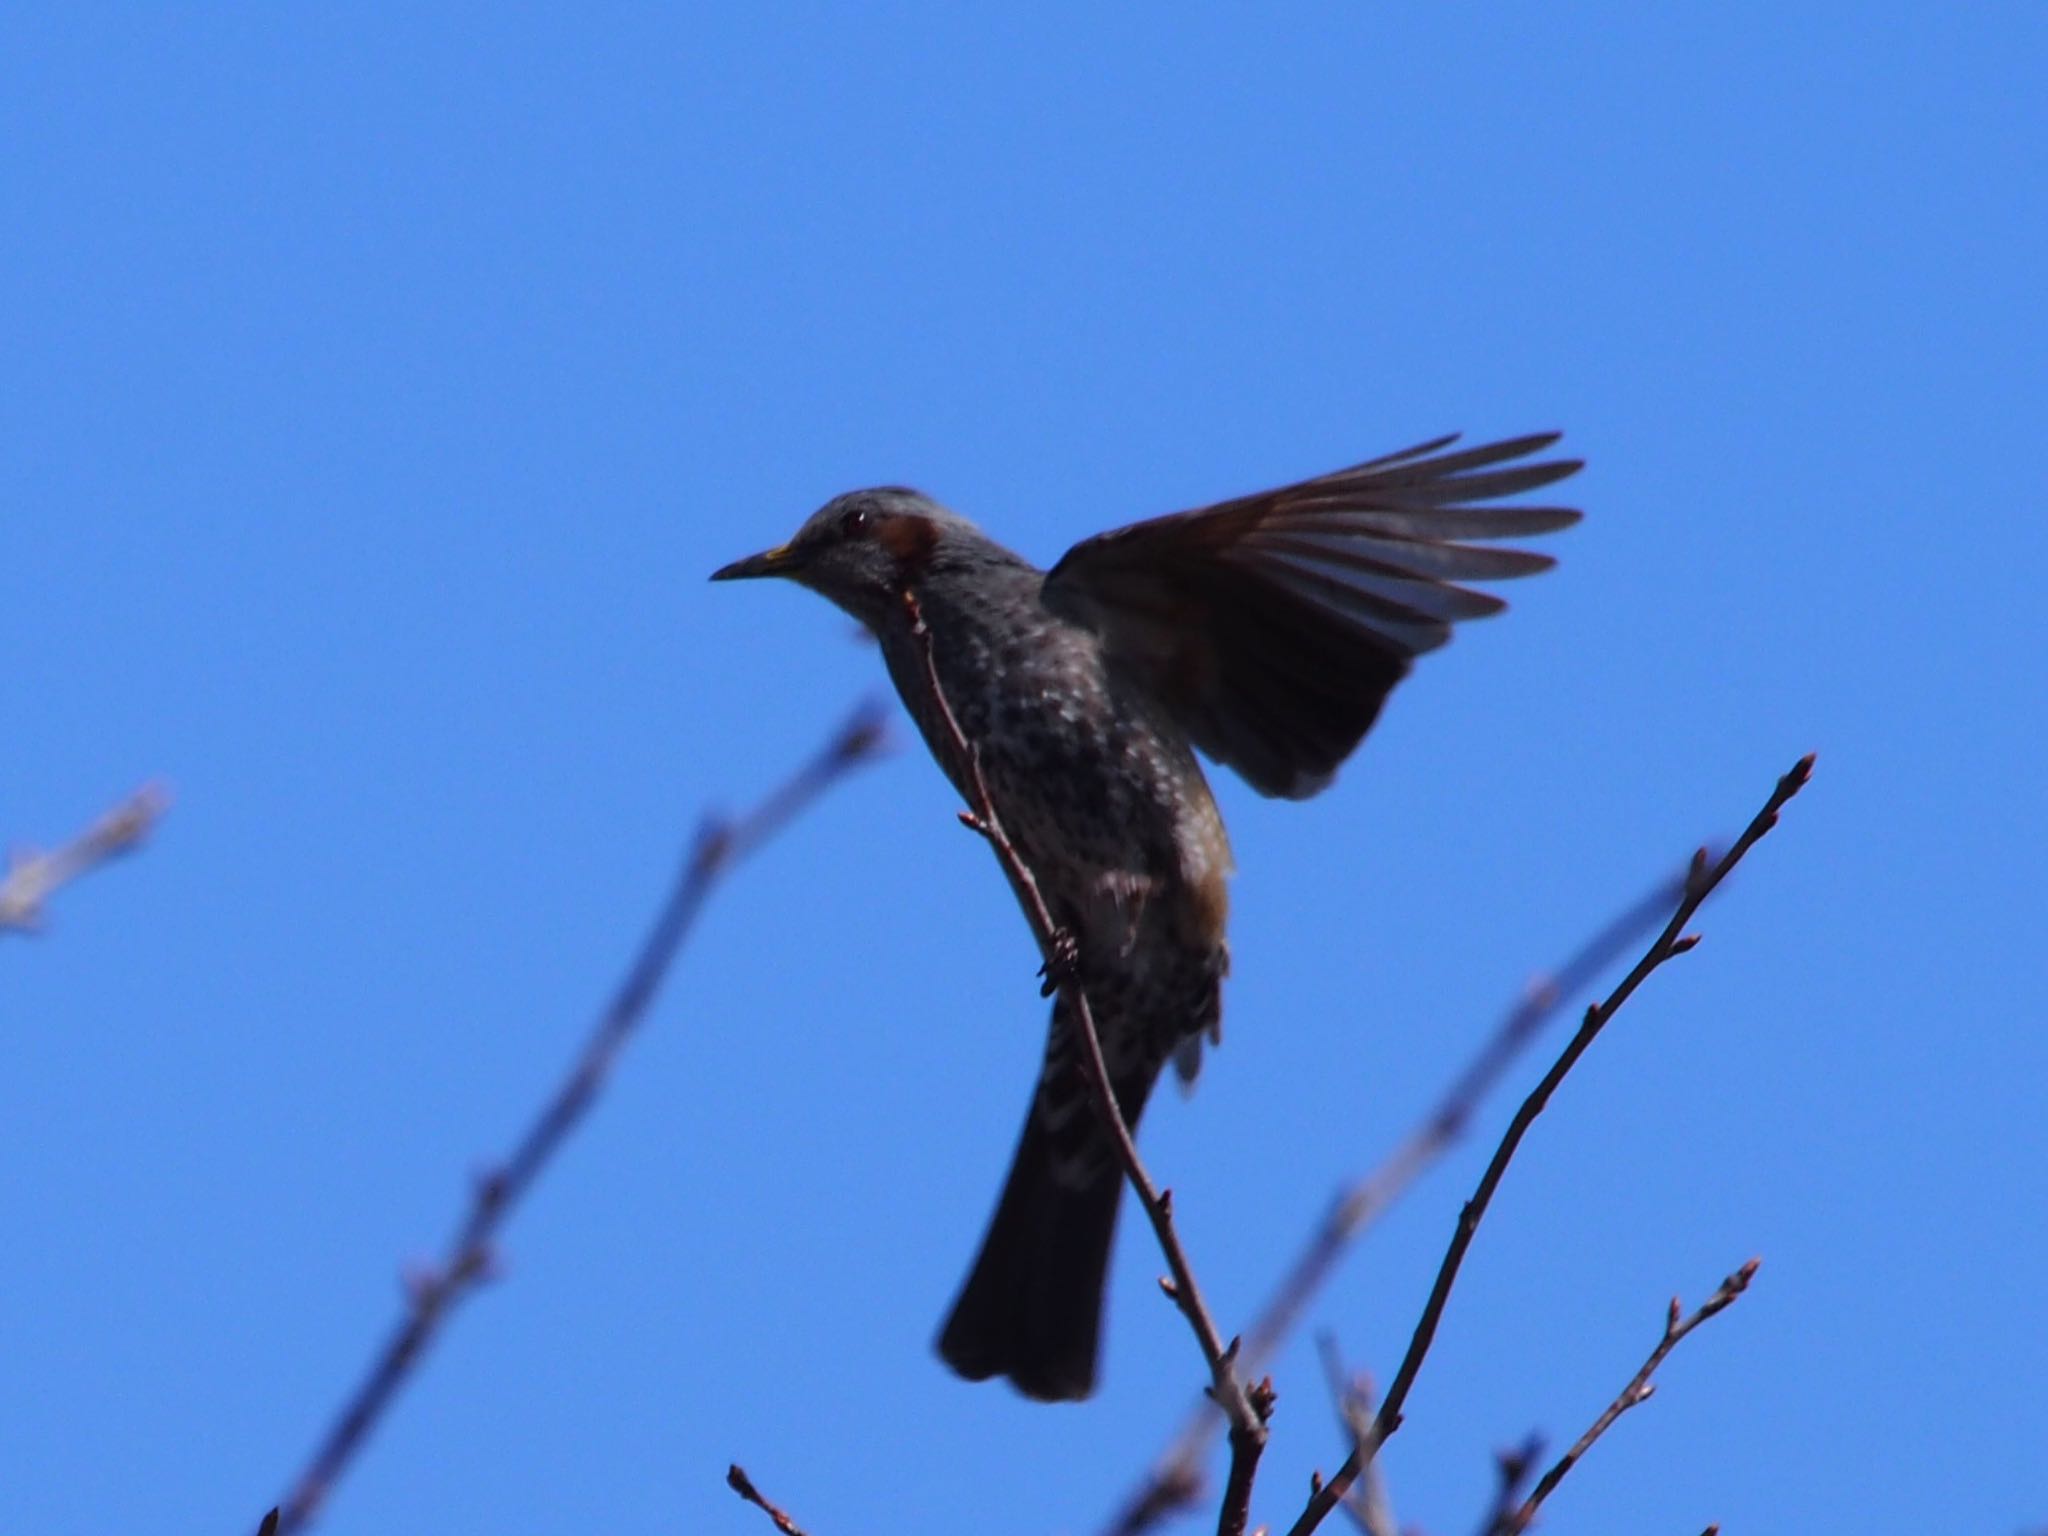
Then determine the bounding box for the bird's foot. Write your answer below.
[1039,927,1084,998]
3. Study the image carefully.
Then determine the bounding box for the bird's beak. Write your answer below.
[709,543,801,582]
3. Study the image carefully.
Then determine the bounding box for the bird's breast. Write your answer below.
[883,594,1232,952]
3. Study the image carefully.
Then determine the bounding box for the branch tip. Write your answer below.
[727,1462,811,1536]
[1499,1252,1764,1534]
[1,782,171,934]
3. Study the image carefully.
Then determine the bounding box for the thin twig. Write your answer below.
[266,704,888,1533]
[1107,866,1685,1535]
[1286,753,1814,1536]
[898,590,1271,1536]
[1502,1258,1759,1533]
[1,783,169,935]
[728,1464,815,1536]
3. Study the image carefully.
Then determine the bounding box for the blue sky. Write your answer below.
[5,5,2043,1533]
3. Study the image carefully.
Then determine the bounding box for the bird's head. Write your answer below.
[711,486,974,628]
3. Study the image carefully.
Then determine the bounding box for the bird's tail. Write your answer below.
[935,1097,1129,1401]
[936,993,1169,1402]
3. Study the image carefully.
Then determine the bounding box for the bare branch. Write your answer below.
[897,590,1271,1534]
[728,1464,815,1536]
[265,705,888,1533]
[1,783,169,935]
[1502,1258,1759,1533]
[1285,754,1814,1536]
[1108,864,1685,1534]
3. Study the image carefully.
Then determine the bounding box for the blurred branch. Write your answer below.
[1107,864,1686,1535]
[266,704,889,1533]
[728,1464,815,1536]
[900,590,1273,1536]
[1499,1258,1759,1534]
[1472,1434,1543,1536]
[1313,1336,1396,1536]
[1,783,169,935]
[1285,753,1814,1536]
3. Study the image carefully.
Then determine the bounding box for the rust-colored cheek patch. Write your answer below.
[878,513,940,575]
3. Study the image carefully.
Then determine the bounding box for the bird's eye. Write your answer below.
[839,505,872,538]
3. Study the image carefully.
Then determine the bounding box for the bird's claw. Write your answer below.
[1039,928,1083,998]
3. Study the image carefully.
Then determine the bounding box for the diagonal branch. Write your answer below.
[265,704,888,1533]
[1285,753,1814,1536]
[1105,864,1686,1535]
[898,590,1272,1536]
[1499,1257,1759,1533]
[2,783,170,935]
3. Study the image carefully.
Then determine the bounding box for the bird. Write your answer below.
[711,431,1582,1401]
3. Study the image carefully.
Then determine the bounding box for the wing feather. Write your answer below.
[1042,432,1582,798]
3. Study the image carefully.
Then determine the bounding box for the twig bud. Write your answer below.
[1251,1375,1278,1419]
[400,1263,442,1308]
[473,1166,509,1208]
[1685,844,1713,895]
[693,816,734,870]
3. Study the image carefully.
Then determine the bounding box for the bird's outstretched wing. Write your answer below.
[1041,433,1583,799]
